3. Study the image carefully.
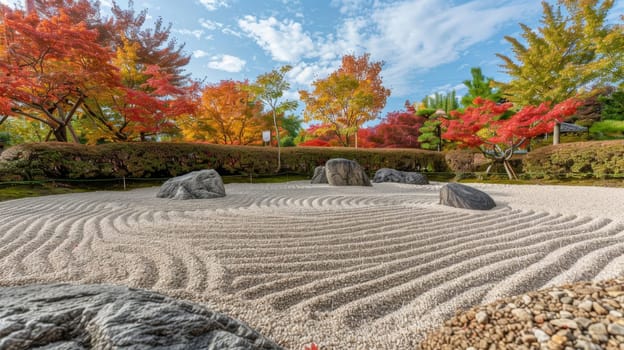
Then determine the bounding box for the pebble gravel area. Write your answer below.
[420,278,624,350]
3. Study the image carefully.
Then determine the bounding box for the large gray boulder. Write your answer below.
[440,182,496,210]
[157,169,225,200]
[0,283,283,350]
[324,158,371,186]
[310,166,328,184]
[372,168,429,185]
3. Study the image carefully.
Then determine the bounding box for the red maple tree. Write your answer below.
[362,103,425,148]
[0,5,118,142]
[114,65,198,141]
[443,97,580,179]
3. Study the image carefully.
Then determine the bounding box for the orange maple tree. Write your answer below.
[179,80,264,145]
[299,53,390,147]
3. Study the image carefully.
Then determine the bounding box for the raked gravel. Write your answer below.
[0,181,623,349]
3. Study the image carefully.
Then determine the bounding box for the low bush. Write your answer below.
[589,120,624,138]
[523,140,624,179]
[0,142,448,181]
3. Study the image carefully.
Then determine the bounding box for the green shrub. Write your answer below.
[0,142,448,181]
[589,120,624,138]
[523,140,624,179]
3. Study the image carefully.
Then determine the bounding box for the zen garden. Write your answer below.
[0,0,623,349]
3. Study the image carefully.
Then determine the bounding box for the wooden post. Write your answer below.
[553,123,560,145]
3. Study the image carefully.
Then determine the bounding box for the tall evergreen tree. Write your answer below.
[461,67,502,107]
[496,0,622,105]
[422,91,459,113]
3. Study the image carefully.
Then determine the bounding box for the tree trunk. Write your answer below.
[272,109,281,172]
[503,160,518,180]
[52,125,68,142]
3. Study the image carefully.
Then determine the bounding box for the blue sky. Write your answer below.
[3,0,624,117]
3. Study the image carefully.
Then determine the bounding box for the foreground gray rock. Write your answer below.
[440,182,496,210]
[372,168,429,185]
[324,158,371,186]
[310,166,328,184]
[157,169,225,200]
[0,284,283,350]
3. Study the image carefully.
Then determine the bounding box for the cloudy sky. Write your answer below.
[2,0,623,116]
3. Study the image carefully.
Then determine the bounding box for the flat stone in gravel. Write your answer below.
[588,323,608,342]
[0,284,282,350]
[511,308,532,322]
[157,169,226,200]
[608,323,624,336]
[372,168,429,185]
[310,166,328,184]
[550,318,578,329]
[325,158,372,186]
[439,182,496,210]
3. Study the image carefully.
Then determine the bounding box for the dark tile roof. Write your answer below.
[560,122,588,133]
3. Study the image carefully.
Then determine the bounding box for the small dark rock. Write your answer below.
[372,168,429,185]
[439,182,496,210]
[157,169,226,200]
[324,158,372,186]
[310,166,328,184]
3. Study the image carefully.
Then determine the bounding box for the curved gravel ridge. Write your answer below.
[0,181,623,349]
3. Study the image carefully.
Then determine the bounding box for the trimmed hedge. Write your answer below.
[0,142,448,181]
[444,150,523,175]
[523,140,624,179]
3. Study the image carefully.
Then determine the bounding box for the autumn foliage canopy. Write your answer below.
[443,97,581,151]
[0,0,196,143]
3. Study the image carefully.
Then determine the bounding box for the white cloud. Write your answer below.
[432,83,467,94]
[198,0,229,11]
[199,18,223,30]
[193,50,210,58]
[282,90,300,102]
[175,29,204,40]
[199,18,240,37]
[330,0,373,14]
[207,54,246,72]
[353,0,538,95]
[236,0,539,97]
[287,62,336,87]
[222,28,243,38]
[238,16,315,62]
